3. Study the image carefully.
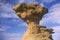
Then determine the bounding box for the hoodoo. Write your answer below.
[13,3,54,40]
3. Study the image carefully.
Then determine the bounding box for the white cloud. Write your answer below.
[52,26,60,40]
[25,0,38,4]
[18,0,55,3]
[4,33,22,40]
[40,3,60,25]
[18,0,25,3]
[12,19,27,27]
[18,0,38,4]
[40,3,60,40]
[0,3,19,18]
[40,3,45,7]
[0,13,18,18]
[0,26,10,31]
[18,22,27,27]
[52,26,60,33]
[42,0,55,3]
[0,0,5,2]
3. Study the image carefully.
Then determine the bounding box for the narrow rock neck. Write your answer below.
[26,21,40,34]
[28,22,38,27]
[26,20,40,27]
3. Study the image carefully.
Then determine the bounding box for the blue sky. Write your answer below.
[0,0,60,40]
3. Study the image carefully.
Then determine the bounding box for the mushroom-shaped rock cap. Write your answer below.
[13,3,48,21]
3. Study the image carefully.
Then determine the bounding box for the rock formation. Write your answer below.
[13,3,54,40]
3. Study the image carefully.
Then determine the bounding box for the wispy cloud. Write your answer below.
[0,3,18,18]
[52,26,60,33]
[52,26,60,40]
[4,33,22,40]
[0,0,38,5]
[0,26,10,31]
[40,3,60,26]
[17,22,27,27]
[40,3,60,40]
[25,0,38,4]
[0,0,5,2]
[42,0,55,3]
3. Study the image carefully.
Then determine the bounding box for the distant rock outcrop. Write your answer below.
[13,3,54,40]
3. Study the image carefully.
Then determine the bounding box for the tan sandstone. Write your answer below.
[13,3,54,40]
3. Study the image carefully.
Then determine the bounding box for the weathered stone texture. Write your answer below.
[13,3,54,40]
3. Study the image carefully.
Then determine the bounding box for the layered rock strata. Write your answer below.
[13,3,54,40]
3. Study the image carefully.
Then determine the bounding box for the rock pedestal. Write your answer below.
[13,3,54,40]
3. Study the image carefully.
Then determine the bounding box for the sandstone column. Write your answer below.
[13,3,54,40]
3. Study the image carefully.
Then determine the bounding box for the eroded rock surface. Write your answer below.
[13,3,54,40]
